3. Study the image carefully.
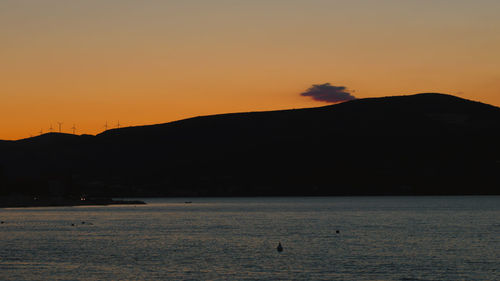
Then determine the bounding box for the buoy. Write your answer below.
[336,230,340,234]
[277,242,283,252]
[81,221,85,224]
[71,224,75,226]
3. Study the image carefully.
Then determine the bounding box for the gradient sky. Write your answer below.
[1,0,499,140]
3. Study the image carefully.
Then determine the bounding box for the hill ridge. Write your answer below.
[1,93,499,197]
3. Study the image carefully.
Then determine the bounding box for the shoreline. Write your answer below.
[0,198,146,208]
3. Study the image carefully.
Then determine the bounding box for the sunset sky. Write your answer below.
[1,0,499,140]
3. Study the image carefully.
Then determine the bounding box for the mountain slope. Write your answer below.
[1,93,500,197]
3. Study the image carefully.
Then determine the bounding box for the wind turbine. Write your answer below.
[71,124,76,134]
[116,120,121,129]
[57,122,63,133]
[104,121,108,131]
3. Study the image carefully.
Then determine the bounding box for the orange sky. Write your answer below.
[1,0,499,140]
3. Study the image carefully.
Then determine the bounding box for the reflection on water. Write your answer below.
[0,196,499,280]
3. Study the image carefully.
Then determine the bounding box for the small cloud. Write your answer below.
[300,83,356,103]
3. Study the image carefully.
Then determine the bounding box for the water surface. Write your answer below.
[0,196,498,280]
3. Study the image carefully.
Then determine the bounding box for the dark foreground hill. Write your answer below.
[1,93,500,197]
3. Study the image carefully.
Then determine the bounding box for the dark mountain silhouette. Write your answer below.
[1,93,499,198]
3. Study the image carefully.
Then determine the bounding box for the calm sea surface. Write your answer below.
[0,196,499,280]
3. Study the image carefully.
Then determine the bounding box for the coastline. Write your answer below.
[0,197,146,208]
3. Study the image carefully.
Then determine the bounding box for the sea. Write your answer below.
[0,196,498,281]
